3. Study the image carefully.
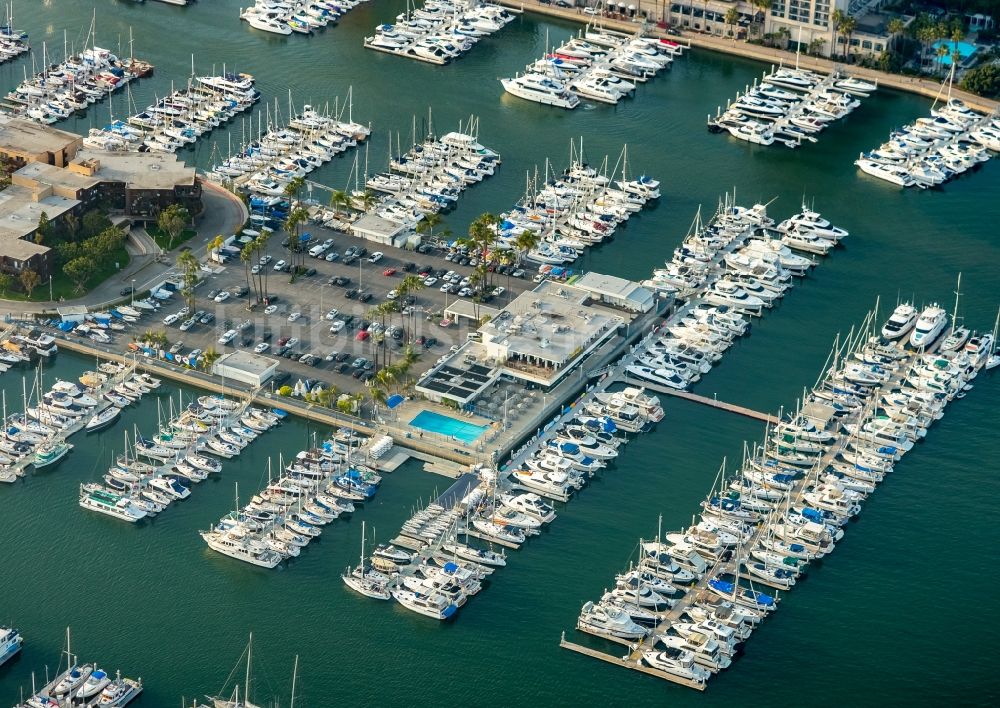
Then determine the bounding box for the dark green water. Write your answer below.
[1,1,999,704]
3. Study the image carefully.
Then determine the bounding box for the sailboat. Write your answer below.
[341,521,392,600]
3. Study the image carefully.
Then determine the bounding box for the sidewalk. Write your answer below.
[0,180,247,316]
[496,1,999,113]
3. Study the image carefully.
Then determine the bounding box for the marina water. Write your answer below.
[1,0,998,704]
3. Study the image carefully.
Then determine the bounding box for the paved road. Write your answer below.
[0,181,247,315]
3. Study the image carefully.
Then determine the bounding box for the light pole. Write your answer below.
[48,275,52,302]
[131,279,136,306]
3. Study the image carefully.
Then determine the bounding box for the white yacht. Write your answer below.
[909,304,947,348]
[578,600,648,640]
[0,626,22,667]
[501,73,580,109]
[200,524,283,568]
[79,484,147,522]
[881,303,918,340]
[391,587,458,620]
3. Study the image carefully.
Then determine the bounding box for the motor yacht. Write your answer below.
[881,303,918,340]
[909,304,948,348]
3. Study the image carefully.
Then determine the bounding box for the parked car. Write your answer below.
[163,313,180,326]
[264,305,278,315]
[383,267,397,276]
[344,288,358,299]
[355,330,370,341]
[179,317,197,331]
[325,308,340,320]
[288,312,302,322]
[199,312,215,325]
[325,251,340,262]
[119,287,134,297]
[387,289,399,300]
[169,341,184,354]
[251,264,262,275]
[368,251,383,263]
[359,292,373,303]
[218,329,237,345]
[207,289,220,300]
[254,342,270,353]
[273,260,287,271]
[329,320,345,333]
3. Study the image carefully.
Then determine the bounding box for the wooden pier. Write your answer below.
[559,634,708,691]
[621,377,781,425]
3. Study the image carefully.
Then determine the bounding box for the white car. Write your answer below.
[287,311,302,322]
[458,287,473,297]
[254,342,270,353]
[178,317,197,331]
[325,309,339,320]
[214,291,230,303]
[459,277,470,287]
[439,283,452,293]
[264,305,278,315]
[368,251,384,263]
[387,289,399,300]
[322,238,335,249]
[492,286,505,297]
[217,329,237,345]
[177,306,190,317]
[273,259,287,271]
[424,277,438,286]
[286,337,299,348]
[583,6,599,15]
[329,320,345,333]
[163,313,180,326]
[259,254,272,265]
[251,264,261,274]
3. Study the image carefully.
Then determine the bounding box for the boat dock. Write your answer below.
[0,362,136,483]
[619,378,780,425]
[560,306,993,688]
[559,633,707,691]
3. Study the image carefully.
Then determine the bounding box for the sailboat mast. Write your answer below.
[244,633,252,702]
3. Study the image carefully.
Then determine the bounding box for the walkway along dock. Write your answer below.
[620,377,780,425]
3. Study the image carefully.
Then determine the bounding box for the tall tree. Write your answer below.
[157,203,190,249]
[240,244,255,309]
[725,6,739,39]
[64,256,97,294]
[34,211,51,245]
[0,272,10,296]
[19,269,40,298]
[176,251,200,312]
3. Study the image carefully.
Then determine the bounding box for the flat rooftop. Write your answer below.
[445,298,501,322]
[351,213,410,236]
[481,288,623,365]
[15,161,101,191]
[75,149,197,190]
[214,350,279,376]
[0,185,79,251]
[0,116,80,155]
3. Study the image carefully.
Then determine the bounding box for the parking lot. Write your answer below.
[159,223,534,393]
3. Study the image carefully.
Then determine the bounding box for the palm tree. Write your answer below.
[240,244,255,309]
[284,207,309,271]
[751,0,770,39]
[840,15,858,63]
[329,189,351,216]
[415,212,442,245]
[514,230,539,266]
[283,176,306,204]
[206,234,224,262]
[832,8,846,59]
[724,6,739,40]
[201,347,221,372]
[360,189,379,213]
[177,250,199,312]
[935,43,949,75]
[498,249,516,302]
[887,17,906,55]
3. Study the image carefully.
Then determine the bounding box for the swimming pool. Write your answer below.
[932,40,977,66]
[409,410,489,444]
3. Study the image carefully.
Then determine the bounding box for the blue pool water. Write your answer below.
[409,410,489,443]
[933,40,977,65]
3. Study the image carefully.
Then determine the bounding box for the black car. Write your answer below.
[358,292,373,303]
[555,0,572,7]
[359,319,371,330]
[356,247,368,258]
[337,363,352,374]
[402,295,416,305]
[334,276,350,286]
[335,351,351,362]
[119,287,134,297]
[341,314,355,326]
[417,264,433,275]
[271,371,291,386]
[344,289,358,299]
[207,289,220,299]
[232,285,249,297]
[351,368,365,379]
[261,329,272,341]
[240,335,254,347]
[424,337,438,348]
[274,345,289,357]
[342,255,357,266]
[283,349,298,359]
[304,267,317,277]
[402,262,416,272]
[199,312,215,325]
[264,295,279,304]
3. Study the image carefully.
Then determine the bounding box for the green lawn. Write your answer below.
[148,224,198,251]
[0,247,131,302]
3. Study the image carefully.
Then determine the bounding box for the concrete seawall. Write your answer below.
[496,1,1000,113]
